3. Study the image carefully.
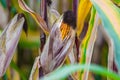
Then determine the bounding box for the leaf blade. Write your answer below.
[41,64,120,80]
[77,0,92,37]
[0,14,25,77]
[91,0,120,71]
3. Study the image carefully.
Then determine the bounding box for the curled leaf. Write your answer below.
[18,0,50,35]
[0,14,25,77]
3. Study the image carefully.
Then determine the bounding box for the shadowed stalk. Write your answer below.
[72,0,80,62]
[40,0,48,24]
[6,0,11,21]
[39,0,48,78]
[73,0,78,16]
[40,0,47,52]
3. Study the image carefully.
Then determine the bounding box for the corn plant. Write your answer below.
[0,0,120,80]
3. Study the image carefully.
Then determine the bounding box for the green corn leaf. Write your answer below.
[41,64,120,80]
[91,0,120,72]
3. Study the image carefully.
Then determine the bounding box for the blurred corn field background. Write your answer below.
[0,0,120,80]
